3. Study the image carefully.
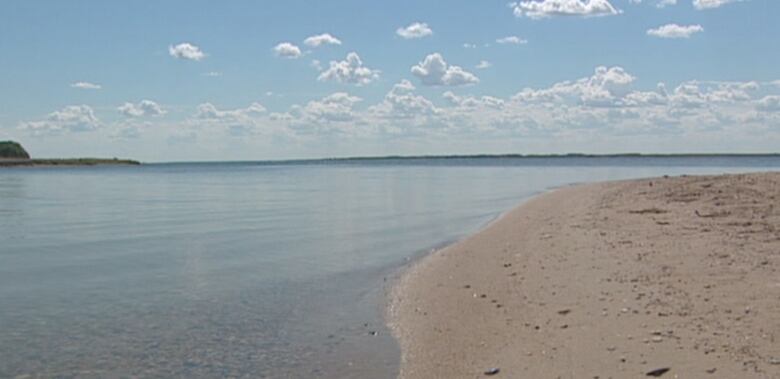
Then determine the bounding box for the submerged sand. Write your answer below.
[389,172,780,378]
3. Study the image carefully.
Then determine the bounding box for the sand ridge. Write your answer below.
[388,173,780,378]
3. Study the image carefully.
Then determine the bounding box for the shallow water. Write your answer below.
[1,157,778,378]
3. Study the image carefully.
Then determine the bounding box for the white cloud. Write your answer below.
[463,43,478,49]
[278,93,366,133]
[298,93,363,123]
[693,0,742,9]
[476,60,493,69]
[304,33,342,47]
[443,92,505,108]
[273,42,302,59]
[496,36,528,45]
[629,0,678,7]
[19,105,100,135]
[118,100,166,117]
[202,72,222,77]
[164,70,780,150]
[318,52,380,86]
[195,102,267,120]
[369,80,438,120]
[311,59,323,71]
[647,24,704,38]
[396,22,433,39]
[169,43,206,61]
[70,81,101,90]
[411,53,479,87]
[756,96,780,112]
[512,66,635,106]
[511,0,621,19]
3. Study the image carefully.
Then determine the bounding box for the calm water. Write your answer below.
[1,157,779,378]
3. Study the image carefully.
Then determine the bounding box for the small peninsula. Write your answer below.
[0,141,140,167]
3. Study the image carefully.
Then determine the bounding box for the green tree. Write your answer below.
[0,141,31,159]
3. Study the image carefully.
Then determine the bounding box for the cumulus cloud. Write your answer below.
[496,36,528,45]
[273,42,303,59]
[317,52,380,86]
[70,81,101,90]
[512,66,635,106]
[297,93,363,123]
[443,92,505,108]
[756,96,780,112]
[195,102,267,120]
[304,33,342,47]
[171,67,779,146]
[411,53,479,87]
[396,22,433,39]
[476,60,493,69]
[118,100,166,117]
[629,0,678,7]
[693,0,742,9]
[647,24,704,38]
[19,105,100,135]
[511,0,621,19]
[369,80,438,120]
[169,43,206,61]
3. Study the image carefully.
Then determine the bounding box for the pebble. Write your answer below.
[484,367,500,375]
[646,367,670,377]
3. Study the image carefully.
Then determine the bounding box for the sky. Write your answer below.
[0,0,778,161]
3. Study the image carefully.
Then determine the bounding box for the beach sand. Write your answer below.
[388,172,780,378]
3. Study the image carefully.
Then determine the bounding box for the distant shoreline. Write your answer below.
[0,158,141,167]
[321,153,780,162]
[138,153,780,166]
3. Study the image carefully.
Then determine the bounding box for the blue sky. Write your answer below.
[0,0,778,161]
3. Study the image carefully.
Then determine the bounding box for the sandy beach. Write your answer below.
[389,172,780,378]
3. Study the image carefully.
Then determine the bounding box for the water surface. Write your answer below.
[1,157,778,378]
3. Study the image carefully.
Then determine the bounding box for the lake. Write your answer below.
[1,156,778,378]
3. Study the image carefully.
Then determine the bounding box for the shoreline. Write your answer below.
[0,158,140,167]
[388,172,780,378]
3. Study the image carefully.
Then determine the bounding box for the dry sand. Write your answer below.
[388,172,780,378]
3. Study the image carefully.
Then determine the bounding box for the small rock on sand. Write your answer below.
[484,367,500,375]
[646,367,670,377]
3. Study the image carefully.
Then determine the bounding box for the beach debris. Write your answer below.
[368,331,377,336]
[557,309,571,315]
[706,368,717,374]
[645,367,670,377]
[769,357,780,365]
[484,367,500,375]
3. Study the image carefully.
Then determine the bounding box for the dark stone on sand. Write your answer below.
[484,367,500,375]
[646,367,670,376]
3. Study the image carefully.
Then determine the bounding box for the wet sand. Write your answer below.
[389,172,780,378]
